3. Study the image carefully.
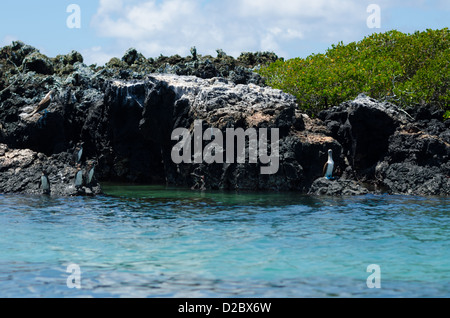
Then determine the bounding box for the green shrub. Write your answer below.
[444,111,450,120]
[258,29,449,113]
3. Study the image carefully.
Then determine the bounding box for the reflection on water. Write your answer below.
[0,185,449,298]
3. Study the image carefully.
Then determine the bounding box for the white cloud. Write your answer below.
[97,0,124,13]
[81,46,116,66]
[93,0,202,43]
[91,0,373,60]
[237,0,357,19]
[88,0,447,64]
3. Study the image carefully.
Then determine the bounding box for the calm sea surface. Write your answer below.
[0,184,449,298]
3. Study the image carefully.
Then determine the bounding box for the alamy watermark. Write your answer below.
[66,4,81,29]
[367,4,381,29]
[171,120,280,175]
[366,264,381,289]
[66,264,82,289]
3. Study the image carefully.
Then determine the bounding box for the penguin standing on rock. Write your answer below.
[85,160,96,187]
[74,164,84,190]
[73,143,84,165]
[39,171,51,195]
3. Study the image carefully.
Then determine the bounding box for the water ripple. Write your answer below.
[0,189,449,298]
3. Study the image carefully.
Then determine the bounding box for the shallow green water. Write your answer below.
[0,184,449,297]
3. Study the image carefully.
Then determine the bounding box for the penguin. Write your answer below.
[85,161,96,186]
[29,89,56,116]
[39,171,51,195]
[73,143,83,165]
[74,165,84,189]
[323,149,335,180]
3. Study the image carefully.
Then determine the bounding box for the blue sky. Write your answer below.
[1,0,448,65]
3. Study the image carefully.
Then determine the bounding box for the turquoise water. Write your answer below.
[0,185,449,298]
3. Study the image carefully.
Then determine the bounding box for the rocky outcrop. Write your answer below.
[1,42,449,196]
[97,47,279,86]
[0,70,341,195]
[140,74,303,191]
[318,94,411,175]
[319,95,450,196]
[0,144,101,196]
[375,113,450,196]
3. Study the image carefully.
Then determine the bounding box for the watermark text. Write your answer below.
[66,264,82,289]
[171,120,280,175]
[366,264,381,289]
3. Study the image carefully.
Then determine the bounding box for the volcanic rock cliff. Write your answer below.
[0,42,449,196]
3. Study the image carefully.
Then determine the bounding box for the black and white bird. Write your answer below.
[323,149,335,180]
[85,161,96,186]
[30,89,56,116]
[39,171,51,195]
[73,143,84,165]
[74,165,84,189]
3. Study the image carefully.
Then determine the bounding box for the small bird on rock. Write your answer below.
[323,149,335,180]
[84,160,96,186]
[73,143,84,165]
[39,171,51,195]
[29,89,56,116]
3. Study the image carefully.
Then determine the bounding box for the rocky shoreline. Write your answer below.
[1,42,449,196]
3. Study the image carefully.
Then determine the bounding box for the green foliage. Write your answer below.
[258,29,449,113]
[444,111,450,120]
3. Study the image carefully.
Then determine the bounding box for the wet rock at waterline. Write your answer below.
[308,178,370,196]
